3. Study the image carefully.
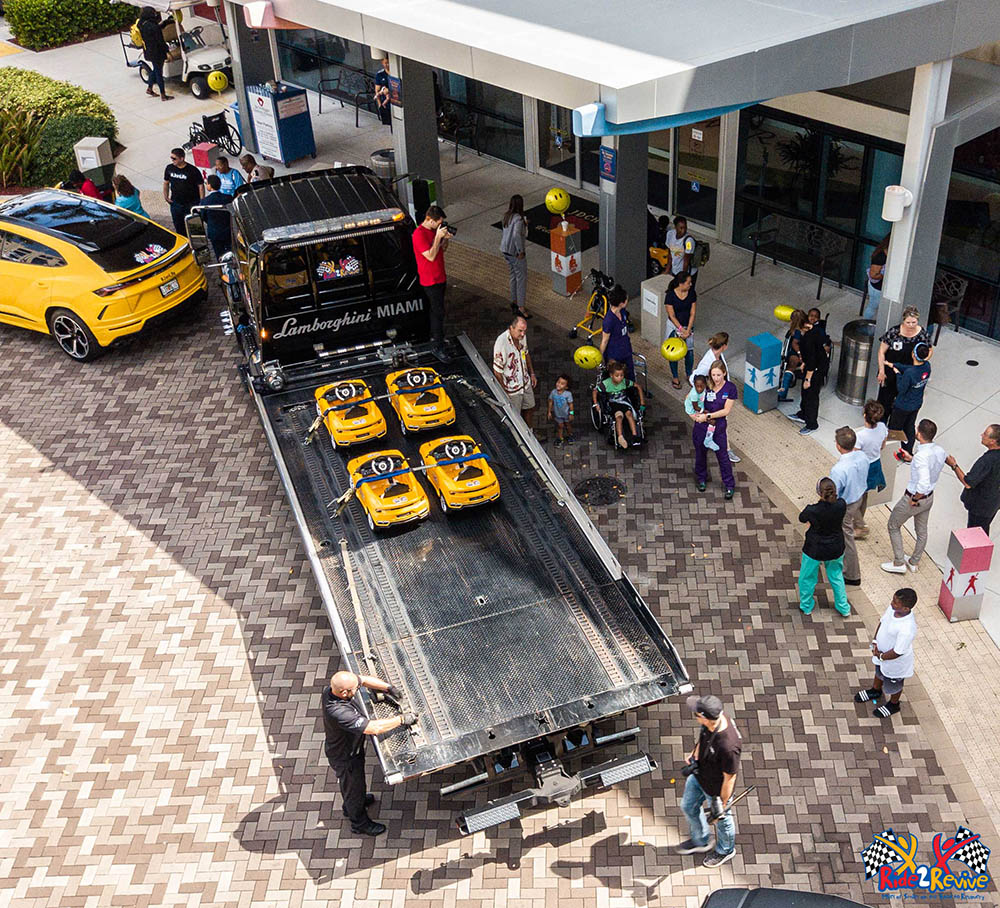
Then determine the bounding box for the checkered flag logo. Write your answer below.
[951,827,990,876]
[861,829,900,880]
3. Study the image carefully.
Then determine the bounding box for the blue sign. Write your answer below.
[691,181,700,193]
[599,145,616,183]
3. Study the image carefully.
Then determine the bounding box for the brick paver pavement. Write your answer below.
[0,248,994,907]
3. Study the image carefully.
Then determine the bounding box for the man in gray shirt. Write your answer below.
[829,426,870,586]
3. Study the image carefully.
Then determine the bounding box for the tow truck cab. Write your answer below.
[206,168,426,388]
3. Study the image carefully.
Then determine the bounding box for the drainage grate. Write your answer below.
[574,476,626,506]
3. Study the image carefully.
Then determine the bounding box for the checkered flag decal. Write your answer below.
[861,829,900,880]
[952,827,990,875]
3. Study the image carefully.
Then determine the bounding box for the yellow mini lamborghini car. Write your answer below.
[419,436,500,512]
[347,450,430,531]
[385,367,456,435]
[314,379,387,448]
[0,189,205,361]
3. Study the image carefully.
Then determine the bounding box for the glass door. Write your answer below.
[647,128,672,213]
[537,101,577,183]
[674,117,721,227]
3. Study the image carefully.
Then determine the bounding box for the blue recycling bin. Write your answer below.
[245,83,317,166]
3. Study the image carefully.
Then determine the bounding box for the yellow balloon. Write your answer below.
[660,337,688,362]
[773,304,794,322]
[207,70,229,92]
[545,187,571,216]
[573,345,602,370]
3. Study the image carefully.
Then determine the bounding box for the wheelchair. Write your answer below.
[589,363,647,450]
[186,111,242,157]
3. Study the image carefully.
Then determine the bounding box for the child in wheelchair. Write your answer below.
[591,360,645,450]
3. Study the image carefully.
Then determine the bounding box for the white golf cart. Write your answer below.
[119,0,232,100]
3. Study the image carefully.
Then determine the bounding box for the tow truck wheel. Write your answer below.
[438,492,449,513]
[138,62,154,85]
[189,75,210,99]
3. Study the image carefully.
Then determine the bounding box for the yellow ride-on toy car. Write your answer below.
[419,436,500,513]
[347,450,430,531]
[385,367,456,435]
[312,379,387,448]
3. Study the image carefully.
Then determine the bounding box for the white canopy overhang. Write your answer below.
[240,0,1000,131]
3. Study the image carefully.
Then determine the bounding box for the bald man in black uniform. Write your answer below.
[322,670,418,836]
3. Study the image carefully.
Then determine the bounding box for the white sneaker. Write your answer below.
[880,561,907,574]
[728,452,741,463]
[906,557,919,573]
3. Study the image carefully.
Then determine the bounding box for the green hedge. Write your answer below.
[0,68,118,186]
[4,0,136,51]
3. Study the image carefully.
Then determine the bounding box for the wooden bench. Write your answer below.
[749,213,848,301]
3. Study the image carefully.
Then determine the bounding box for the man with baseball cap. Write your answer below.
[676,694,742,867]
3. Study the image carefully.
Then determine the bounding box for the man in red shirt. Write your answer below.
[411,205,451,352]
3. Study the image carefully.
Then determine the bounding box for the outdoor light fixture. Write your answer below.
[882,185,914,222]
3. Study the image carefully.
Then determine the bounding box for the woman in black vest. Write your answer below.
[138,7,173,102]
[798,477,850,616]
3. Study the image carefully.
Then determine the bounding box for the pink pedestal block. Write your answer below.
[939,527,993,623]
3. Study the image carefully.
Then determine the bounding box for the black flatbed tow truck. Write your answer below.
[188,167,690,833]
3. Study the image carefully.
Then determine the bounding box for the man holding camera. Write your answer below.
[322,670,419,837]
[411,205,453,354]
[675,695,742,867]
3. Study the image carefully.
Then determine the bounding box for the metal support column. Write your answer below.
[865,59,952,400]
[598,133,647,298]
[390,54,444,214]
[223,0,278,155]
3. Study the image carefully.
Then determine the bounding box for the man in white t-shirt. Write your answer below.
[854,588,917,719]
[492,314,537,426]
[881,419,948,575]
[665,216,699,285]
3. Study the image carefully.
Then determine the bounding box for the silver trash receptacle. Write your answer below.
[836,318,875,406]
[369,148,396,186]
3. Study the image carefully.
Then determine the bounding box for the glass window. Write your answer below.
[366,227,413,294]
[580,136,601,187]
[862,149,902,242]
[0,231,66,267]
[818,136,863,233]
[952,126,1000,181]
[675,117,720,227]
[264,248,312,314]
[435,71,524,167]
[739,115,820,218]
[939,171,1000,283]
[311,237,367,305]
[647,128,671,211]
[537,101,575,178]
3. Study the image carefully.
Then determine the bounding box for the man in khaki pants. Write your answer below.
[829,427,869,586]
[881,419,947,574]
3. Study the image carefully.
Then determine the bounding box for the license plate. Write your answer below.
[160,278,180,297]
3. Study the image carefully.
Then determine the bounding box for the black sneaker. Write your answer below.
[854,688,881,703]
[566,434,575,444]
[554,438,564,447]
[697,482,706,492]
[703,850,735,868]
[351,819,386,836]
[844,578,861,586]
[675,838,714,854]
[785,412,806,424]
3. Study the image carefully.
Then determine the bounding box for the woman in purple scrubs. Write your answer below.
[692,360,737,499]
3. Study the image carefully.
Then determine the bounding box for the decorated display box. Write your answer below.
[743,332,782,414]
[938,527,994,622]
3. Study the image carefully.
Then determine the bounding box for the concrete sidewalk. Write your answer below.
[446,239,1000,838]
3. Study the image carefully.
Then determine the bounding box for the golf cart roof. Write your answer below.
[115,0,213,12]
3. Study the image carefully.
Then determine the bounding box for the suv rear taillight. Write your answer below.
[94,283,126,297]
